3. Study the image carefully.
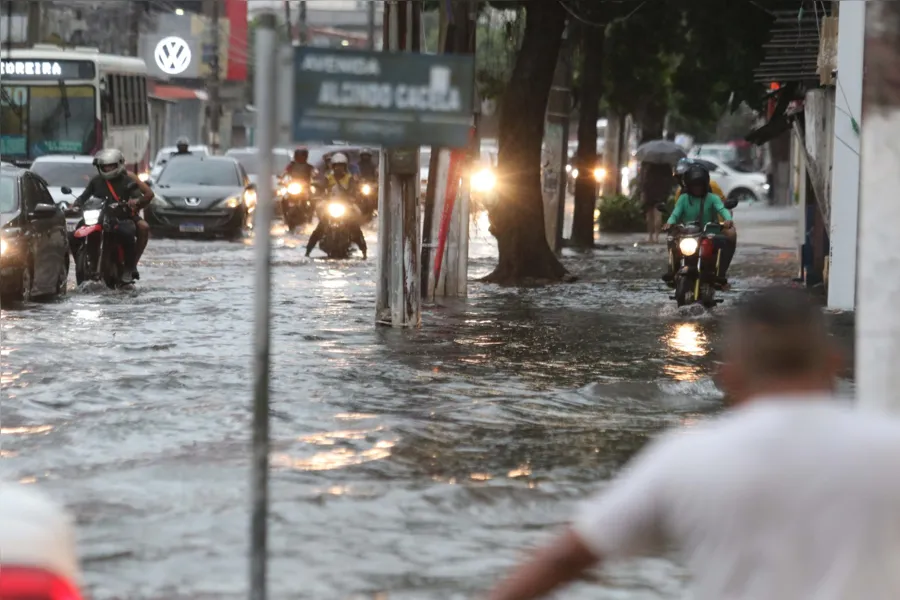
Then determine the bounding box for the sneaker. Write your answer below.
[132,270,140,281]
[121,271,134,284]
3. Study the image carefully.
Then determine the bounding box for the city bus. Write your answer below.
[0,45,150,171]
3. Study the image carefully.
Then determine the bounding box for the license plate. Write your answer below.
[66,222,77,232]
[179,224,205,233]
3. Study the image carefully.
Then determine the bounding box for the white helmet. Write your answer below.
[331,153,348,165]
[93,148,126,180]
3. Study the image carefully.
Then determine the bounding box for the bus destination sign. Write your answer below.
[0,59,96,80]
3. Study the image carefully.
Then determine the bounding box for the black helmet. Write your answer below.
[294,147,308,161]
[683,164,710,190]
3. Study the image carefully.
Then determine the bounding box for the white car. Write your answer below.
[149,145,211,181]
[694,156,769,204]
[29,155,96,205]
[689,143,738,164]
[0,483,82,598]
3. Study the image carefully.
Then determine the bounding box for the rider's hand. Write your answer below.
[723,220,734,229]
[128,199,140,211]
[661,223,671,231]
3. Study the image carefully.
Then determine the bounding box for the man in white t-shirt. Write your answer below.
[487,287,900,600]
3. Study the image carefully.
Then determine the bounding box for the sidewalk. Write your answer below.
[737,202,800,249]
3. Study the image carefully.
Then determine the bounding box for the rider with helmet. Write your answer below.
[283,147,315,181]
[73,149,153,284]
[674,158,725,201]
[357,148,377,180]
[173,136,192,156]
[306,152,367,258]
[662,163,737,287]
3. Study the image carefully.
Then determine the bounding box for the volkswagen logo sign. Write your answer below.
[184,197,201,207]
[154,36,192,76]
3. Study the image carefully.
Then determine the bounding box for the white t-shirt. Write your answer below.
[573,395,900,600]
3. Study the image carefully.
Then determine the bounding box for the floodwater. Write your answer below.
[1,209,852,599]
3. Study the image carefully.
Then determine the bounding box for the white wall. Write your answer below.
[827,0,865,311]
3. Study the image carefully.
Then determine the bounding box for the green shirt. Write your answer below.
[667,193,732,225]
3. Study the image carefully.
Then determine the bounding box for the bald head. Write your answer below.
[721,287,838,400]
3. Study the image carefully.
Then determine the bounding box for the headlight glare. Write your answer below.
[0,239,7,255]
[287,182,302,195]
[327,202,346,218]
[243,189,258,206]
[361,184,372,196]
[679,237,699,256]
[224,196,242,208]
[471,168,496,192]
[571,168,579,179]
[593,167,607,182]
[138,172,150,182]
[83,209,101,226]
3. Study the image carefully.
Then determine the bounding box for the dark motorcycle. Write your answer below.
[357,178,377,220]
[66,193,138,289]
[667,221,726,308]
[317,189,362,259]
[278,175,314,230]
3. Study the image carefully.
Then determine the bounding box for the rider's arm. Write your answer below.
[128,172,154,207]
[666,194,687,225]
[73,178,97,208]
[712,194,732,221]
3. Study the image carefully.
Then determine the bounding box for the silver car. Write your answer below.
[28,155,96,205]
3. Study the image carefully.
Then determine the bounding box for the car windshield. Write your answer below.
[0,84,97,160]
[157,160,241,186]
[0,174,17,212]
[228,152,290,175]
[29,161,95,189]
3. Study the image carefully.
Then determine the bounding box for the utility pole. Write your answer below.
[376,0,422,327]
[129,1,144,56]
[208,0,222,154]
[858,1,900,414]
[367,0,376,50]
[543,27,572,253]
[297,0,307,45]
[25,0,42,45]
[283,0,292,42]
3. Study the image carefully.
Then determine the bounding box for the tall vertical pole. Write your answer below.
[543,27,571,253]
[858,1,900,413]
[208,0,222,154]
[283,0,292,43]
[367,0,376,50]
[129,1,143,56]
[827,0,864,311]
[249,13,277,600]
[376,0,421,327]
[297,0,307,45]
[25,0,41,45]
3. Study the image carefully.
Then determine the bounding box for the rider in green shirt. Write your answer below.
[662,164,737,287]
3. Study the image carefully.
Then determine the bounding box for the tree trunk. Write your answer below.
[484,0,573,285]
[571,24,605,248]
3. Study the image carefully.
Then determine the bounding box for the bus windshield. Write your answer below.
[0,84,96,160]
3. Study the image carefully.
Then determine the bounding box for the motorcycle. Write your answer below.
[317,188,362,260]
[66,190,139,289]
[667,221,726,308]
[357,178,377,220]
[278,175,314,230]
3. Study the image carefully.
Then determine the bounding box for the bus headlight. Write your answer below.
[679,237,699,256]
[471,168,496,192]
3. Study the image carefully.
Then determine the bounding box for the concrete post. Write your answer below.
[858,1,900,413]
[543,32,571,252]
[375,0,422,327]
[827,0,864,311]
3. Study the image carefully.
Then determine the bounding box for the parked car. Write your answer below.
[28,155,96,204]
[144,156,256,239]
[0,483,83,599]
[691,156,770,204]
[689,143,738,165]
[0,164,70,302]
[148,145,211,181]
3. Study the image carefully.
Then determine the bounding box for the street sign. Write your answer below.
[292,47,475,148]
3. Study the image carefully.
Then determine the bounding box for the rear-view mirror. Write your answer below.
[30,203,59,220]
[60,186,73,195]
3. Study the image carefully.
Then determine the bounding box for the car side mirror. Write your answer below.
[30,203,59,220]
[60,186,73,195]
[724,199,738,210]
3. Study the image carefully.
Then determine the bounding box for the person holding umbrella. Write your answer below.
[633,140,686,243]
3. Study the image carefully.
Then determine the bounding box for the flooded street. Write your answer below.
[1,206,852,599]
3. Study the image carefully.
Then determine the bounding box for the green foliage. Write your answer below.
[597,194,645,233]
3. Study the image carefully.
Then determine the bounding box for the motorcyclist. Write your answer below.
[306,153,367,258]
[358,148,377,180]
[73,148,153,284]
[283,147,315,182]
[662,163,737,288]
[173,136,192,156]
[674,158,725,201]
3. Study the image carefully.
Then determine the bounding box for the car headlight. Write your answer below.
[243,189,258,206]
[471,168,496,192]
[327,202,346,218]
[565,164,572,173]
[287,182,302,195]
[151,195,171,209]
[679,237,699,256]
[361,183,372,196]
[593,167,607,182]
[222,195,242,208]
[83,209,101,226]
[762,183,771,192]
[571,168,579,179]
[0,238,7,255]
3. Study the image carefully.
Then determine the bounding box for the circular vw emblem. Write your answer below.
[154,36,192,75]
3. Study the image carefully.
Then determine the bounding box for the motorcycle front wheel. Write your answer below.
[675,275,696,307]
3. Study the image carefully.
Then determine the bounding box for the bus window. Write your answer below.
[138,77,148,125]
[128,76,138,125]
[105,76,117,125]
[115,75,126,127]
[0,86,28,157]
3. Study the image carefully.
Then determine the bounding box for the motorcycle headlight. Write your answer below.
[471,168,496,192]
[571,168,579,179]
[593,167,607,182]
[0,238,7,255]
[327,202,346,218]
[83,209,101,226]
[565,164,572,173]
[137,172,150,182]
[361,183,372,196]
[243,189,258,207]
[287,182,302,195]
[679,237,699,256]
